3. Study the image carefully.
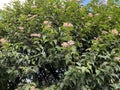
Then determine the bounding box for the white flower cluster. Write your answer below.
[61,40,75,47]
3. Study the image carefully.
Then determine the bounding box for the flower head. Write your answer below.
[61,5,65,9]
[27,15,38,21]
[30,33,41,37]
[28,14,32,17]
[63,22,73,28]
[111,29,119,36]
[31,5,37,9]
[18,26,24,30]
[95,13,99,16]
[88,13,93,17]
[108,16,111,19]
[43,21,52,29]
[0,38,7,44]
[53,5,57,8]
[61,42,68,47]
[102,31,108,34]
[44,24,51,29]
[43,21,51,25]
[30,86,35,90]
[114,57,120,61]
[81,17,85,19]
[14,32,19,36]
[61,40,75,47]
[94,36,102,41]
[32,15,38,18]
[67,40,75,45]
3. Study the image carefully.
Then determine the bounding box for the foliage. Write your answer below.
[0,0,120,90]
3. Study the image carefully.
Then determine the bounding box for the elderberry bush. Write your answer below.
[0,0,120,90]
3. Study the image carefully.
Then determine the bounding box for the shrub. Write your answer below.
[0,0,120,90]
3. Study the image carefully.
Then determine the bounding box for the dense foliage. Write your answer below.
[0,0,120,90]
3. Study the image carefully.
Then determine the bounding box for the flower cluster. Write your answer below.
[30,86,35,90]
[95,13,99,16]
[53,5,57,8]
[88,13,93,17]
[63,22,73,28]
[81,17,85,19]
[102,30,108,34]
[0,38,7,44]
[28,14,32,17]
[61,40,75,47]
[43,21,51,25]
[94,36,103,41]
[27,14,38,21]
[108,16,112,19]
[61,5,65,9]
[43,21,52,29]
[114,57,120,61]
[30,33,41,37]
[111,29,119,36]
[18,26,24,30]
[31,5,37,9]
[61,42,68,47]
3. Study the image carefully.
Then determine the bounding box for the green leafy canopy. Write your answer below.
[0,0,120,90]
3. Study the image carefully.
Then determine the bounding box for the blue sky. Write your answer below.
[83,0,91,5]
